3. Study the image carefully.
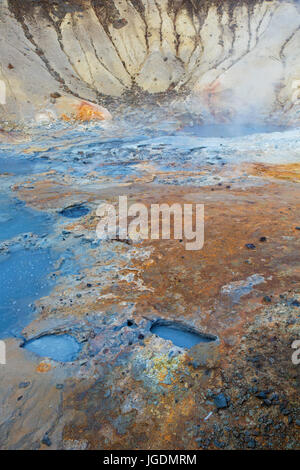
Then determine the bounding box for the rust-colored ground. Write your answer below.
[1,164,299,450]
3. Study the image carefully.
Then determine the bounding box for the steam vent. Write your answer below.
[0,0,299,452]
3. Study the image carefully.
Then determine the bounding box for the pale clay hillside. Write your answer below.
[0,0,299,123]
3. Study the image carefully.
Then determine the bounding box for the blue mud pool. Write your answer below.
[24,334,82,362]
[150,323,214,349]
[0,248,56,339]
[0,194,53,242]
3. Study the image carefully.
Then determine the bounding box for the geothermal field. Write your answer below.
[0,0,299,452]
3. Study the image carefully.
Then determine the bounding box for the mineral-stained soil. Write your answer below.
[0,158,299,449]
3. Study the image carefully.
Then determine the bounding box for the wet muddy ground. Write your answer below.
[0,106,299,449]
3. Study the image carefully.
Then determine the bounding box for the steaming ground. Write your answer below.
[1,106,300,185]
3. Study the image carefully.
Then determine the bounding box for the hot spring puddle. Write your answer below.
[0,248,57,339]
[24,334,81,362]
[181,123,286,138]
[0,194,53,242]
[150,323,215,349]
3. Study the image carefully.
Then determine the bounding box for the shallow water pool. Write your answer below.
[24,334,81,362]
[151,323,215,349]
[0,194,53,242]
[0,248,57,339]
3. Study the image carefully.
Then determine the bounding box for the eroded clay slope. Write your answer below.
[0,0,299,122]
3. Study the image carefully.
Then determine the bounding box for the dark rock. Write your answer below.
[291,300,300,307]
[56,384,64,390]
[214,393,228,409]
[263,295,272,303]
[245,243,256,250]
[259,236,267,242]
[263,399,272,407]
[41,434,51,447]
[256,391,267,399]
[50,92,61,99]
[214,439,225,448]
[247,438,257,449]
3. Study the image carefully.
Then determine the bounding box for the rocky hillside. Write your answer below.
[0,0,299,122]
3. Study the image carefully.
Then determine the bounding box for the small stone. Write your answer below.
[245,243,256,250]
[256,391,267,399]
[263,399,272,407]
[214,393,228,409]
[291,300,300,307]
[259,236,267,242]
[247,438,256,449]
[50,92,61,99]
[41,434,51,447]
[263,295,272,303]
[56,384,64,390]
[213,439,225,448]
